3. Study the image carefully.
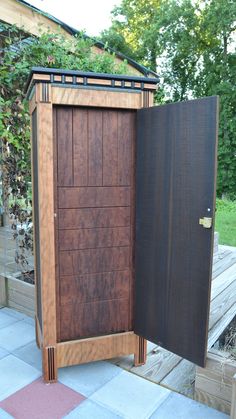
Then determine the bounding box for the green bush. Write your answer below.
[215,199,236,246]
[0,23,129,271]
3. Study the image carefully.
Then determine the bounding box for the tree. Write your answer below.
[102,0,236,197]
[100,0,161,71]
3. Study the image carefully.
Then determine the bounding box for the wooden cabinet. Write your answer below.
[27,67,218,382]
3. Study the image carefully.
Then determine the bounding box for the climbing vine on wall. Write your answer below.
[0,23,128,273]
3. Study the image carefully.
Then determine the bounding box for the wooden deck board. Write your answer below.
[111,243,236,397]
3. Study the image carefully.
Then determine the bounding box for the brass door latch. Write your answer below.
[199,217,212,228]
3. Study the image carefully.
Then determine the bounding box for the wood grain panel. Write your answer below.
[60,270,130,304]
[118,112,134,185]
[58,186,130,208]
[88,109,102,185]
[73,108,88,186]
[103,111,118,185]
[135,97,219,367]
[52,87,142,109]
[37,102,57,346]
[56,107,73,186]
[54,106,135,341]
[57,332,138,367]
[58,207,130,229]
[60,298,129,340]
[59,226,130,250]
[59,246,130,276]
[31,109,42,328]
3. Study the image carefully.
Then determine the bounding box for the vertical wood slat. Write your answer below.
[73,108,88,186]
[103,111,118,185]
[88,110,103,185]
[231,374,236,419]
[37,102,57,346]
[57,107,73,186]
[31,109,42,329]
[118,112,133,186]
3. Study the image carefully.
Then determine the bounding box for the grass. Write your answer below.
[215,199,236,246]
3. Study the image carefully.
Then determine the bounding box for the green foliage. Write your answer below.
[0,23,129,272]
[215,199,236,246]
[103,0,236,197]
[216,198,236,213]
[100,0,161,71]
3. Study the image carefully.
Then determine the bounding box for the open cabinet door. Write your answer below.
[134,96,219,367]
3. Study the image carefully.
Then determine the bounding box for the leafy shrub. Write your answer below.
[0,24,129,272]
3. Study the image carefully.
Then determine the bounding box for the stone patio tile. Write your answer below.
[23,316,35,326]
[0,408,14,419]
[0,378,85,419]
[0,310,19,329]
[64,399,122,418]
[1,307,27,320]
[0,355,41,401]
[0,346,9,360]
[13,341,42,371]
[0,320,35,351]
[58,360,122,397]
[151,392,229,418]
[91,369,171,419]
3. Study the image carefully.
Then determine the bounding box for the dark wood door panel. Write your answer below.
[135,97,218,367]
[58,207,130,229]
[59,227,130,251]
[59,246,130,276]
[58,186,130,208]
[60,270,130,305]
[60,298,130,341]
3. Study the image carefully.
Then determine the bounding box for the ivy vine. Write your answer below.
[0,23,129,275]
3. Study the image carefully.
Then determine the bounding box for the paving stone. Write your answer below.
[1,307,27,320]
[151,392,229,419]
[0,310,19,329]
[0,408,14,419]
[0,355,41,401]
[58,360,122,397]
[0,346,9,360]
[64,399,122,418]
[13,341,42,371]
[91,369,171,419]
[0,320,35,351]
[0,377,85,419]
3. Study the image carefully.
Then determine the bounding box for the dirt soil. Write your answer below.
[18,270,35,285]
[218,316,236,360]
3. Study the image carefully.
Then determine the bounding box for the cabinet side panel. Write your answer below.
[32,109,42,329]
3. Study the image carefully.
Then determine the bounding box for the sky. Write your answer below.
[27,0,121,36]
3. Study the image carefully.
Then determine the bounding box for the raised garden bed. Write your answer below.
[0,271,35,317]
[195,317,236,416]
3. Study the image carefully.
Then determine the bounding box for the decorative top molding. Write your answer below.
[26,67,159,98]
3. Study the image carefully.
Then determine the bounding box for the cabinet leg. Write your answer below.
[35,317,40,349]
[42,346,57,383]
[134,337,147,366]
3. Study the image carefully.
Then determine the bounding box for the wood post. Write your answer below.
[0,275,6,308]
[134,337,147,366]
[231,374,236,419]
[42,346,57,383]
